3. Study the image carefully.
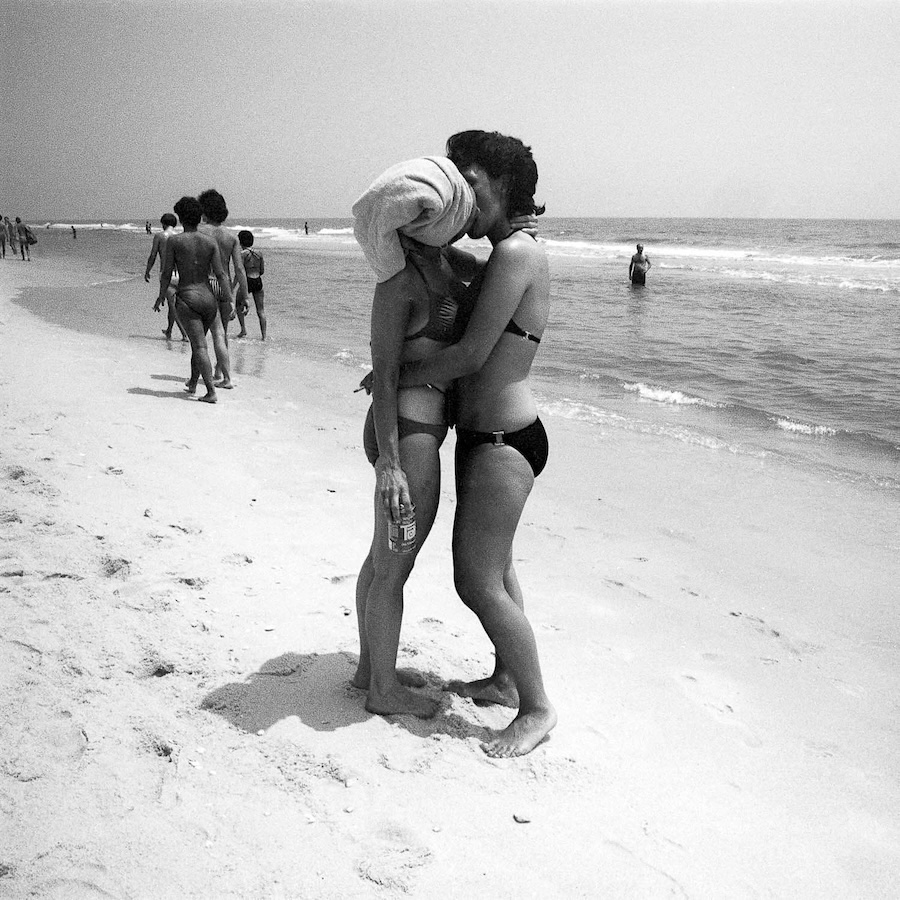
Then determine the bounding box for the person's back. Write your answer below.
[171,230,221,287]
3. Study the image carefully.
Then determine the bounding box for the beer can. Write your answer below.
[388,505,416,554]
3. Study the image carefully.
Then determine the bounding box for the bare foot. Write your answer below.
[366,685,438,719]
[181,336,189,343]
[162,329,172,339]
[351,667,426,690]
[446,674,518,708]
[482,706,557,758]
[198,392,217,404]
[184,381,197,395]
[236,331,247,338]
[215,380,234,389]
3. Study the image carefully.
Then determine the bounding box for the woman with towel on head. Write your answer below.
[398,131,556,757]
[351,155,478,719]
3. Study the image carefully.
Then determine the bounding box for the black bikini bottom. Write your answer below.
[455,417,548,479]
[363,405,448,466]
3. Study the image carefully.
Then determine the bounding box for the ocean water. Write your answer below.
[16,217,900,493]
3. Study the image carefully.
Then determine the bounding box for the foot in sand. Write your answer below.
[236,330,247,338]
[162,329,173,340]
[184,380,198,395]
[198,392,217,404]
[446,673,519,708]
[215,380,234,390]
[366,684,438,719]
[351,667,427,691]
[482,705,557,758]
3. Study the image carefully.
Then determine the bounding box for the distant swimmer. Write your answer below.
[71,225,77,239]
[146,220,151,234]
[146,212,187,341]
[236,229,267,340]
[304,221,309,235]
[629,243,651,285]
[158,196,234,404]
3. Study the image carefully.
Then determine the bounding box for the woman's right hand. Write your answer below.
[509,214,539,239]
[374,457,412,523]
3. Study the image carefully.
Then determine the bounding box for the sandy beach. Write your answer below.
[1,254,898,899]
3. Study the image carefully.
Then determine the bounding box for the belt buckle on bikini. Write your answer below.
[492,431,506,446]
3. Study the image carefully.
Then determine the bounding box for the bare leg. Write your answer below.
[446,557,522,707]
[177,301,216,404]
[211,310,233,387]
[235,304,248,338]
[354,431,443,718]
[166,292,187,341]
[254,289,267,340]
[453,446,556,756]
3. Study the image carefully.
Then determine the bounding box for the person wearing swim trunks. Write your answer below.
[236,230,267,340]
[146,212,187,341]
[198,189,248,389]
[158,196,234,404]
[399,131,556,758]
[629,243,651,285]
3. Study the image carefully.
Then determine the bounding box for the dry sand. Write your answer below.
[1,258,898,898]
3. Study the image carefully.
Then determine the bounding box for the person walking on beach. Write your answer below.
[0,216,6,258]
[15,218,33,261]
[145,212,187,341]
[629,243,651,285]
[398,130,556,757]
[5,217,16,257]
[235,230,267,340]
[198,189,247,389]
[158,196,234,404]
[71,225,77,239]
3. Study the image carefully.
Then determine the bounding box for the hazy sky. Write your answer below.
[2,0,897,219]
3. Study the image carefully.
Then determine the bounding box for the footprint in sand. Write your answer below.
[355,824,433,893]
[677,673,762,748]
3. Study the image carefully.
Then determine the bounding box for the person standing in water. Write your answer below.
[235,230,267,340]
[146,213,187,341]
[629,243,651,285]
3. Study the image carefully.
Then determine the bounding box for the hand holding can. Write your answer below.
[388,505,416,554]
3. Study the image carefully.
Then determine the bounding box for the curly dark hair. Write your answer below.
[446,130,545,218]
[160,212,177,228]
[173,196,202,228]
[238,229,254,248]
[198,188,228,224]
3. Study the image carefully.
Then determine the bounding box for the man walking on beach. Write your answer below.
[0,215,5,258]
[629,243,651,285]
[198,189,248,389]
[145,213,187,341]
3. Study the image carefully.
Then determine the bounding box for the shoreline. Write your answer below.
[1,256,898,897]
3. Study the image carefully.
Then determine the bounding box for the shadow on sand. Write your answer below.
[200,650,490,743]
[127,386,193,401]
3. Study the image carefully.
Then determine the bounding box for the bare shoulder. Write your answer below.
[493,231,546,271]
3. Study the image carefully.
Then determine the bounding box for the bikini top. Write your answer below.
[401,236,475,344]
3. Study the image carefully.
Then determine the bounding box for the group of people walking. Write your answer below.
[145,191,267,404]
[0,216,36,261]
[352,130,557,758]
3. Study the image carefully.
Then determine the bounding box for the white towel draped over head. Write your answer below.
[352,156,476,283]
